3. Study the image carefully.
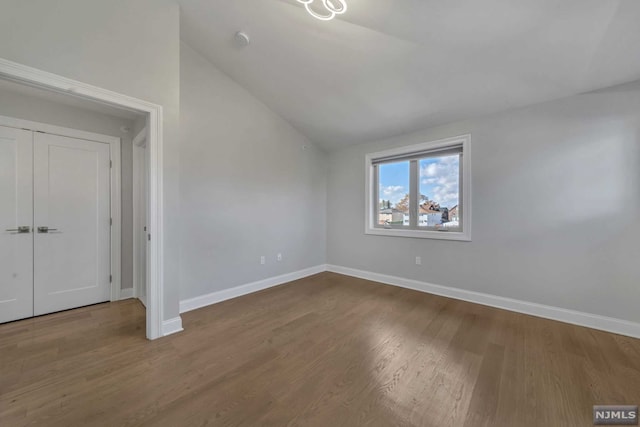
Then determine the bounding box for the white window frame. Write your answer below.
[365,134,471,241]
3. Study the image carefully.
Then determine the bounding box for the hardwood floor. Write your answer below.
[1,272,639,426]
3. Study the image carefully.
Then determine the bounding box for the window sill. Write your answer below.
[365,227,471,241]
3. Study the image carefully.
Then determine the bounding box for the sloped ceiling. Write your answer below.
[178,0,640,150]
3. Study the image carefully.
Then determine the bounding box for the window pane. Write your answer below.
[377,161,410,227]
[418,155,460,229]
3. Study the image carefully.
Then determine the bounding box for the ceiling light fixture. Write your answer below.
[297,0,347,21]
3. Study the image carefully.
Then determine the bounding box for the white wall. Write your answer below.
[179,43,327,300]
[0,88,136,291]
[0,0,181,320]
[327,80,640,324]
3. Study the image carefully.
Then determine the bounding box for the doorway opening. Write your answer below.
[0,58,167,339]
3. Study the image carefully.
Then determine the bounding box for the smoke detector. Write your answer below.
[234,31,250,47]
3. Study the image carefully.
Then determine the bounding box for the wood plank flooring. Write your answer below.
[1,272,639,426]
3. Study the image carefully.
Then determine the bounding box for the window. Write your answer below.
[365,134,471,241]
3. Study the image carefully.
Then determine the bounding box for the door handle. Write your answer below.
[5,226,30,234]
[37,226,59,233]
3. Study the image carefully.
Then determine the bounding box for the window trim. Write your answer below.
[365,134,471,241]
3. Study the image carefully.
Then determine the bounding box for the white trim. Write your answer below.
[0,115,119,145]
[120,288,134,300]
[364,227,470,240]
[133,127,147,148]
[180,265,326,313]
[0,114,122,303]
[132,135,147,310]
[162,317,183,336]
[178,262,640,339]
[364,134,471,241]
[326,265,640,339]
[0,57,169,340]
[109,136,122,302]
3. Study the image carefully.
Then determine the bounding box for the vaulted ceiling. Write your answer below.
[178,0,640,150]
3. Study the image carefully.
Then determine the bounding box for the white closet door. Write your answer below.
[0,126,33,323]
[33,132,111,316]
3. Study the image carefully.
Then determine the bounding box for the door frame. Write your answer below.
[0,114,123,302]
[0,58,168,340]
[132,127,147,306]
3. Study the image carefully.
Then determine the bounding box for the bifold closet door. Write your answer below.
[0,125,33,323]
[33,132,111,316]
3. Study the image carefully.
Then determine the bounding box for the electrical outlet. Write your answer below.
[260,256,266,265]
[415,256,422,265]
[277,253,282,262]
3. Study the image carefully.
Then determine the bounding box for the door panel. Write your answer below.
[0,126,33,323]
[33,133,111,316]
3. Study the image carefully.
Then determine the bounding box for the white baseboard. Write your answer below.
[162,316,183,336]
[326,264,640,340]
[120,288,134,300]
[176,263,640,340]
[179,265,326,314]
